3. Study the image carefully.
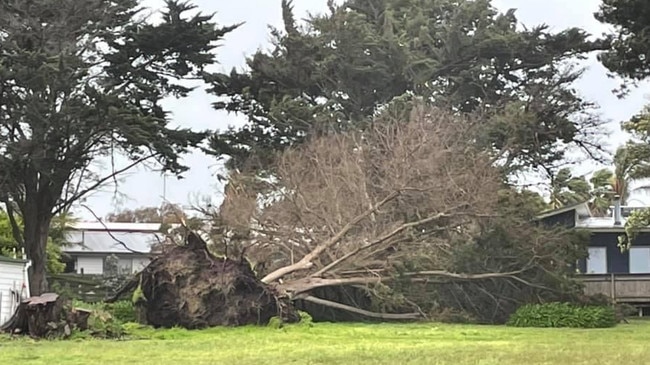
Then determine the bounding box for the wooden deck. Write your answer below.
[579,274,650,303]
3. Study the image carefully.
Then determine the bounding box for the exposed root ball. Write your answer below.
[135,232,294,328]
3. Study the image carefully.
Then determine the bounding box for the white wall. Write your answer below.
[0,260,29,326]
[75,255,150,275]
[76,256,104,275]
[131,257,150,273]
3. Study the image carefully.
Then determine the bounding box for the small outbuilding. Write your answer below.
[0,256,31,326]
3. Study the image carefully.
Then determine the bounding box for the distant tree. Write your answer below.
[0,0,238,294]
[589,143,650,213]
[207,0,606,176]
[106,203,204,239]
[0,210,72,274]
[548,168,591,209]
[106,205,173,224]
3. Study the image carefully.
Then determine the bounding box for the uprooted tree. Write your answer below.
[111,103,588,326]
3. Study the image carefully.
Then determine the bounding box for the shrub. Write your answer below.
[72,299,137,324]
[298,311,313,326]
[616,303,638,319]
[87,309,126,339]
[106,301,137,323]
[507,302,617,328]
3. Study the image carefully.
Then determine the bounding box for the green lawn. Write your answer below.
[1,320,649,365]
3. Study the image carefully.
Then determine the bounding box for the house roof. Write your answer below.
[0,256,28,264]
[63,230,162,254]
[67,222,162,232]
[576,217,626,230]
[535,201,592,220]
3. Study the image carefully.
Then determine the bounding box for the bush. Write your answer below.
[87,309,126,339]
[72,299,137,324]
[507,302,617,328]
[106,301,137,323]
[616,303,638,319]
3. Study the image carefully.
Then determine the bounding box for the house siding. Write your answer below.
[76,256,104,275]
[578,231,650,274]
[541,209,576,228]
[0,260,28,326]
[73,255,150,275]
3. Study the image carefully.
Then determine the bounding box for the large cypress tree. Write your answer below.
[0,0,238,294]
[206,0,606,173]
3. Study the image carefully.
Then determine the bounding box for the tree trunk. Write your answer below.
[24,214,52,296]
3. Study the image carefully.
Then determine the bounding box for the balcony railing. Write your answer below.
[579,274,650,303]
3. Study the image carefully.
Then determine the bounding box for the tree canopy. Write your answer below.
[0,0,238,294]
[596,0,650,84]
[207,0,606,174]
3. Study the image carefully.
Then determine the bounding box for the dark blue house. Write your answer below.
[538,198,650,307]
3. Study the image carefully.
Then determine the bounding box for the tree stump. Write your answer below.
[1,293,90,338]
[2,293,64,337]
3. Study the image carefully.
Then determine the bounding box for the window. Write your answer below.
[629,247,650,274]
[586,247,607,274]
[117,258,133,275]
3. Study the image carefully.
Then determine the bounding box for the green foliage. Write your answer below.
[207,0,605,173]
[132,276,147,304]
[267,316,283,329]
[507,302,617,328]
[107,301,137,323]
[596,0,650,84]
[619,207,650,251]
[548,168,592,209]
[0,0,238,293]
[0,210,68,274]
[497,188,549,219]
[72,299,137,324]
[267,310,313,329]
[5,321,650,364]
[87,309,126,339]
[298,311,314,327]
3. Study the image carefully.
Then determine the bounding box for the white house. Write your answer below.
[62,222,163,275]
[0,256,30,326]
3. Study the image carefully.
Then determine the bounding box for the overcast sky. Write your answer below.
[74,0,650,220]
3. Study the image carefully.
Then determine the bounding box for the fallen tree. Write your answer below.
[106,231,298,328]
[203,102,589,323]
[106,102,587,327]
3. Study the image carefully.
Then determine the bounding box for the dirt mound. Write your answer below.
[112,231,296,329]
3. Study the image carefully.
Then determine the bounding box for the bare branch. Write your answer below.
[301,295,422,320]
[54,154,158,215]
[261,190,401,283]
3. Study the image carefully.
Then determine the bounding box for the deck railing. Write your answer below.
[578,274,650,303]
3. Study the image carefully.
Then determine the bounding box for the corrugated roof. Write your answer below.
[67,222,162,232]
[63,231,162,254]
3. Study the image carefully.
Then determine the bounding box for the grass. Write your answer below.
[1,320,650,365]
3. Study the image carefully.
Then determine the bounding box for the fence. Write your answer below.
[579,274,650,303]
[47,273,129,303]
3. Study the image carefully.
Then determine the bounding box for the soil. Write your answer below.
[114,231,297,328]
